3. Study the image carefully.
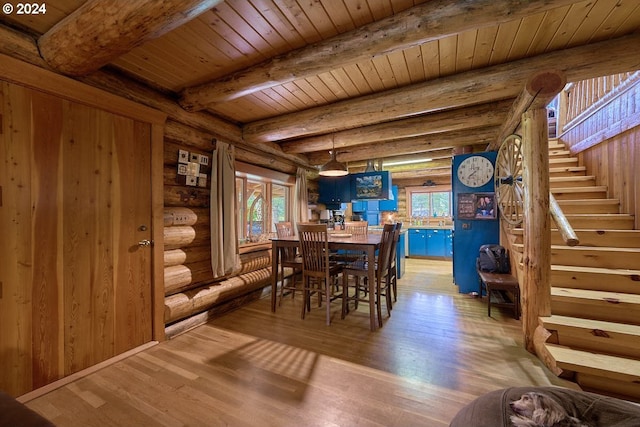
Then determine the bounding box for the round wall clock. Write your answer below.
[456,155,494,188]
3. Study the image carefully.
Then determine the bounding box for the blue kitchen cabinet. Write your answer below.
[408,229,427,256]
[366,211,379,225]
[378,185,398,211]
[318,175,351,205]
[396,231,406,278]
[426,229,446,257]
[445,230,453,258]
[352,200,367,212]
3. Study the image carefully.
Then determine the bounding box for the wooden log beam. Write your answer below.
[164,267,272,324]
[243,34,640,143]
[281,100,512,154]
[305,129,497,165]
[38,0,222,76]
[0,25,309,176]
[179,0,580,110]
[522,108,552,353]
[489,70,566,151]
[164,120,309,173]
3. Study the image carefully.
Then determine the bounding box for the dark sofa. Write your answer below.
[0,390,55,427]
[449,386,640,427]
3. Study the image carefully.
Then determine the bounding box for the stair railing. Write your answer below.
[549,193,579,246]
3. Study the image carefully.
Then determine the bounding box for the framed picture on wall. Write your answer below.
[473,192,496,219]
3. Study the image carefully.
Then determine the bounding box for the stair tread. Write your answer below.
[551,264,640,276]
[556,199,620,205]
[545,343,640,379]
[552,187,608,194]
[513,243,640,253]
[510,228,640,235]
[550,175,596,182]
[552,287,640,303]
[541,315,640,336]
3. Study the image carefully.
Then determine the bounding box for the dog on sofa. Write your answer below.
[509,391,590,427]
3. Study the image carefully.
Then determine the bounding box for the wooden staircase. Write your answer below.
[507,138,640,402]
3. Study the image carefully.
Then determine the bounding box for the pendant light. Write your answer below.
[319,135,348,176]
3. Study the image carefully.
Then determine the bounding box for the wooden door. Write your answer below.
[0,81,153,396]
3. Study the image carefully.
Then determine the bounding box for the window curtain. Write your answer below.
[211,142,240,278]
[293,167,309,231]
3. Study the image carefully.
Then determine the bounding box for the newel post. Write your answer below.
[522,108,552,352]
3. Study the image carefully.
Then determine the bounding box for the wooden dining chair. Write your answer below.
[332,220,368,262]
[387,222,402,303]
[341,223,395,330]
[275,221,303,306]
[296,223,345,325]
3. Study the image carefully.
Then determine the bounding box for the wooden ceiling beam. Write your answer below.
[306,129,497,165]
[178,0,579,111]
[243,34,640,144]
[38,0,222,76]
[280,100,512,154]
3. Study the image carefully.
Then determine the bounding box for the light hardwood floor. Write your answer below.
[24,259,577,426]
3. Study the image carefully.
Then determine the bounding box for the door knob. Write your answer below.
[138,239,152,247]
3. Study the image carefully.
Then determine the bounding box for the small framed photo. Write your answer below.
[186,162,200,176]
[186,175,198,186]
[198,173,207,188]
[178,150,189,164]
[198,154,209,166]
[190,152,199,162]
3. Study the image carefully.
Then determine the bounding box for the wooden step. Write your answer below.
[548,149,572,158]
[550,176,596,188]
[549,157,579,168]
[552,186,608,199]
[541,315,640,359]
[551,287,640,325]
[511,244,640,269]
[551,265,640,294]
[545,344,640,395]
[554,214,635,230]
[549,166,587,177]
[548,140,565,150]
[555,199,620,214]
[549,245,640,269]
[508,229,640,247]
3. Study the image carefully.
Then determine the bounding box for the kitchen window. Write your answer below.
[406,186,452,222]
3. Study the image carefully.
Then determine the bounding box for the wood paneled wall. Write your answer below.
[0,75,165,397]
[561,76,640,229]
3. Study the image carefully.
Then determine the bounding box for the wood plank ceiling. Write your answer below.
[2,0,639,183]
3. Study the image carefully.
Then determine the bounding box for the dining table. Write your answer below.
[270,232,383,331]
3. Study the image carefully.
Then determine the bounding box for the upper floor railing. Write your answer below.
[558,71,640,135]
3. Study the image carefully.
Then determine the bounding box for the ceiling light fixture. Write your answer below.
[383,157,433,167]
[319,135,348,176]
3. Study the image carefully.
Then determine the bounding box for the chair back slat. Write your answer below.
[276,221,297,260]
[297,223,330,276]
[344,221,368,236]
[376,223,396,277]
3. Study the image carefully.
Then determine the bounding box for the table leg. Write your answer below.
[367,246,377,331]
[271,241,279,312]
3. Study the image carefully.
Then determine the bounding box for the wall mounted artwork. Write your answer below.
[177,149,209,187]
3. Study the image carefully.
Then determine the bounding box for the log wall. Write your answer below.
[560,75,640,229]
[162,120,282,329]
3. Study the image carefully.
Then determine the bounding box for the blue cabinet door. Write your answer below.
[445,230,453,258]
[352,201,367,212]
[396,232,405,278]
[366,211,379,225]
[318,175,351,204]
[427,229,446,257]
[379,185,398,211]
[408,229,427,256]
